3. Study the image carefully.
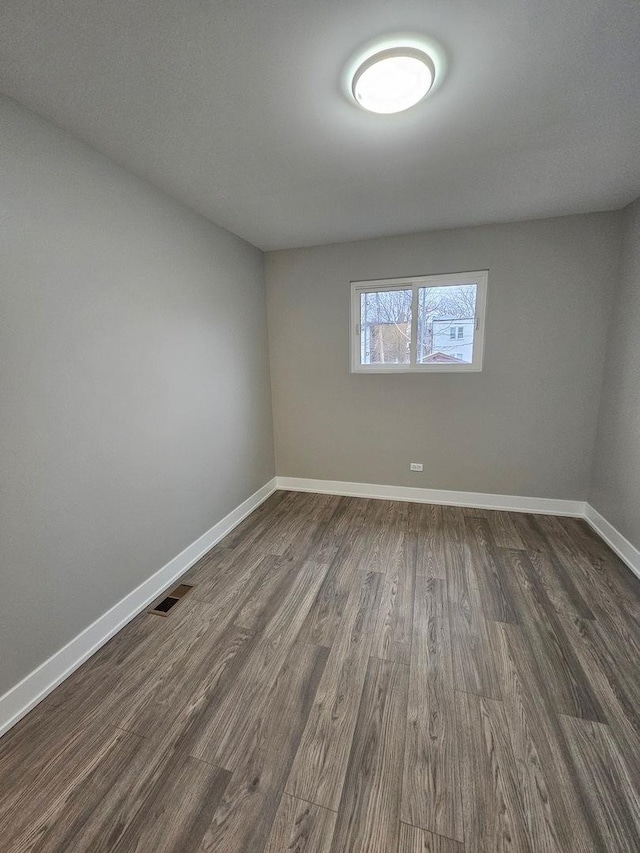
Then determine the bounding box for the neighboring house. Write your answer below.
[430,316,475,363]
[362,316,474,364]
[421,351,466,364]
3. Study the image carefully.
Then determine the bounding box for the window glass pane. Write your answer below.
[417,283,477,365]
[360,288,412,365]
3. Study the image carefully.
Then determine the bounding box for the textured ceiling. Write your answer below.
[1,0,639,249]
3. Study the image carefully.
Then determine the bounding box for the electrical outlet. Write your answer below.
[410,462,423,472]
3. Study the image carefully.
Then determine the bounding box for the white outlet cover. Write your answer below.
[410,463,424,472]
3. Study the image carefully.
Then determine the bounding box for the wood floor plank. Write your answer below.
[354,525,407,575]
[27,736,230,853]
[299,541,360,647]
[329,656,408,853]
[0,726,141,852]
[180,544,236,585]
[512,514,594,620]
[402,576,463,842]
[573,617,640,737]
[497,547,606,722]
[141,624,257,754]
[187,549,269,607]
[323,496,372,537]
[263,794,337,853]
[257,493,339,556]
[445,507,501,699]
[361,498,410,531]
[535,514,631,629]
[1,594,233,776]
[100,557,281,742]
[189,559,331,768]
[147,620,257,750]
[116,597,253,737]
[282,518,342,566]
[457,691,532,853]
[399,823,464,853]
[286,570,383,811]
[463,516,518,624]
[216,490,289,550]
[370,532,416,663]
[110,756,230,853]
[488,618,603,852]
[560,716,640,853]
[21,732,149,853]
[460,505,491,517]
[413,504,446,579]
[526,545,595,624]
[407,501,442,534]
[224,492,321,558]
[488,621,590,852]
[559,613,640,796]
[232,555,292,632]
[0,681,120,795]
[198,642,329,853]
[488,511,525,549]
[277,489,342,523]
[556,516,640,614]
[550,520,640,655]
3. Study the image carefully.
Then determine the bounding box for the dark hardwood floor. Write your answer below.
[2,490,640,851]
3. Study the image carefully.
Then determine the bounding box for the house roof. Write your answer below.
[420,351,465,364]
[433,316,474,323]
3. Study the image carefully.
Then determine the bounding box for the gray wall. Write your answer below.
[266,213,621,501]
[590,199,640,550]
[0,96,275,697]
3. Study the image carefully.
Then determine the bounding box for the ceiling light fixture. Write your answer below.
[352,46,435,114]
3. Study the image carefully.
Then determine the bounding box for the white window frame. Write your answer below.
[350,269,488,373]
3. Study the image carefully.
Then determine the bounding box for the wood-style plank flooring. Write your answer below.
[2,491,640,852]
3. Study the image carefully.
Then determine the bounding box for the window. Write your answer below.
[351,270,488,373]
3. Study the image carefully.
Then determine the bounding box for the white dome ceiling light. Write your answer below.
[351,46,435,114]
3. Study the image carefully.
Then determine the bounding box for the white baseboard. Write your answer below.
[0,477,277,739]
[3,475,637,741]
[584,504,640,581]
[277,476,639,580]
[275,476,585,517]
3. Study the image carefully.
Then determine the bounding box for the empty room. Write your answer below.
[1,0,639,851]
